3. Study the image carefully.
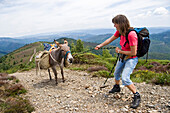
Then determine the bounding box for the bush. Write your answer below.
[102,49,112,58]
[131,70,157,83]
[93,70,114,78]
[145,65,154,69]
[2,98,35,113]
[70,67,86,71]
[154,72,170,85]
[131,70,170,85]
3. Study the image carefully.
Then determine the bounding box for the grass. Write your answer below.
[131,70,170,85]
[69,64,91,71]
[0,98,35,113]
[0,76,35,113]
[72,52,170,85]
[92,70,114,78]
[0,48,169,86]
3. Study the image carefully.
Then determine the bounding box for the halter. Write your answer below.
[64,51,71,59]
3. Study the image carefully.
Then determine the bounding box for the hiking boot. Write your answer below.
[109,84,120,93]
[130,92,141,109]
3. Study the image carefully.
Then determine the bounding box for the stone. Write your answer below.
[0,86,5,91]
[109,110,115,113]
[146,104,155,108]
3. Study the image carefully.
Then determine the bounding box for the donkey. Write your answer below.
[47,40,73,85]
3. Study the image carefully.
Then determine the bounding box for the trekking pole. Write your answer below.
[100,53,119,89]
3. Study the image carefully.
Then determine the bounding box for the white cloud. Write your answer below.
[0,0,170,37]
[134,7,169,19]
[153,7,169,15]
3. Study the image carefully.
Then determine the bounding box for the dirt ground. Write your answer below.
[10,68,170,113]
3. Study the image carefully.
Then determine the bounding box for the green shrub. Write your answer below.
[131,70,170,85]
[154,72,170,85]
[6,88,27,97]
[102,49,112,58]
[15,79,19,83]
[93,70,114,78]
[145,65,154,69]
[131,70,157,83]
[2,98,35,113]
[70,67,86,71]
[131,77,143,83]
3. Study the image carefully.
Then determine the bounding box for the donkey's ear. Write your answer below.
[54,40,61,46]
[64,39,68,45]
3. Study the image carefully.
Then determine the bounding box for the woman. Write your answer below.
[95,14,140,109]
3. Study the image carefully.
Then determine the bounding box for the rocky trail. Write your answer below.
[10,68,170,113]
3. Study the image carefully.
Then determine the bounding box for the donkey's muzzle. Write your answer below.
[69,58,73,63]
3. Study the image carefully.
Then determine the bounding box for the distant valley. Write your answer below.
[0,27,170,59]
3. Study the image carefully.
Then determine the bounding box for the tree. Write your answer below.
[71,42,76,53]
[20,59,23,62]
[76,39,84,52]
[13,61,16,65]
[102,49,112,58]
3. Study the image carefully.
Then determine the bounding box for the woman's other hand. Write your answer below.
[115,47,121,53]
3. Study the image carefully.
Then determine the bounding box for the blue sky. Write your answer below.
[0,0,170,37]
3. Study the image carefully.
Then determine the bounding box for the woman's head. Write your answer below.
[112,14,130,36]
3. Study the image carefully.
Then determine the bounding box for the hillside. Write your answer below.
[0,38,99,73]
[0,39,169,112]
[0,37,170,75]
[0,38,25,54]
[0,39,169,84]
[0,28,170,59]
[1,49,168,112]
[83,30,170,60]
[56,38,98,47]
[0,37,168,112]
[0,42,43,73]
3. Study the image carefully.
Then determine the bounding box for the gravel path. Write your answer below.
[10,68,170,113]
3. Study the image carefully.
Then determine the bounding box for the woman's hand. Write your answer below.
[95,45,102,50]
[115,47,121,53]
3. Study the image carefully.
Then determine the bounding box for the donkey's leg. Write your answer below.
[52,66,58,85]
[59,65,65,82]
[38,62,41,76]
[36,63,38,75]
[48,68,52,80]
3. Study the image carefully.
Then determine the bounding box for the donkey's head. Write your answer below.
[54,39,73,64]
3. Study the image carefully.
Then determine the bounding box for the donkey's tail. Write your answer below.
[29,48,36,62]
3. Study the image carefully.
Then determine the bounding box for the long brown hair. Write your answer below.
[112,14,130,36]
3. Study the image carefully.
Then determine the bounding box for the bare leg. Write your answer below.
[48,68,52,80]
[115,79,120,85]
[52,66,58,85]
[126,84,137,93]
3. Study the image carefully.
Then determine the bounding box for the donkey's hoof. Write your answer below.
[56,82,58,85]
[62,80,65,83]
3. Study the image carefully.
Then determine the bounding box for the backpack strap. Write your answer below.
[123,28,136,47]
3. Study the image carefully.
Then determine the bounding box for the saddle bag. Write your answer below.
[35,51,50,69]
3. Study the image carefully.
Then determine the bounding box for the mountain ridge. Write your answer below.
[0,29,170,60]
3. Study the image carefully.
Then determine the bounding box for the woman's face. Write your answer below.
[114,23,119,31]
